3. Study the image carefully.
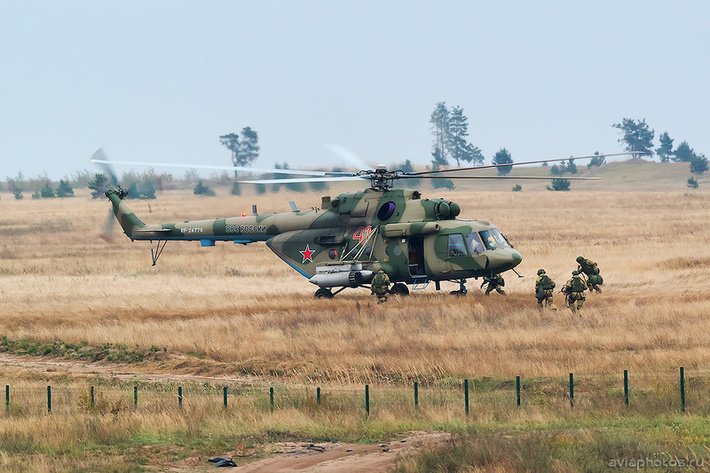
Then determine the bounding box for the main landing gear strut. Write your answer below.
[449,279,468,296]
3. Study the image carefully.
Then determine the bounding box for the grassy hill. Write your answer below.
[442,158,706,192]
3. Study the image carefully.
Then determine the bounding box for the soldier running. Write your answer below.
[576,256,603,293]
[481,274,506,296]
[563,270,587,314]
[535,269,557,310]
[371,269,391,304]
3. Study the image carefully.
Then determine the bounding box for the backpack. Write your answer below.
[571,276,586,292]
[540,274,554,290]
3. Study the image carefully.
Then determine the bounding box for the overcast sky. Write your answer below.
[1,0,708,180]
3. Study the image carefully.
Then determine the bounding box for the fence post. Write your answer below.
[178,386,183,408]
[414,382,419,411]
[516,376,521,407]
[5,385,8,411]
[365,385,370,416]
[680,367,685,413]
[90,386,95,409]
[569,373,574,408]
[47,386,52,413]
[317,387,321,405]
[464,379,469,416]
[223,387,228,408]
[134,386,138,408]
[269,387,274,411]
[623,370,629,406]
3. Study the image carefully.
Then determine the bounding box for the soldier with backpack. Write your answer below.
[482,274,506,296]
[535,269,557,310]
[371,269,391,304]
[563,270,587,314]
[576,256,603,293]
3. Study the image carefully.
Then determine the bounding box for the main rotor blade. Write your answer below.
[409,152,641,176]
[401,175,601,181]
[238,176,368,185]
[323,144,374,171]
[89,159,356,178]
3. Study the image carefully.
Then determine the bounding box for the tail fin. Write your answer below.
[105,189,146,238]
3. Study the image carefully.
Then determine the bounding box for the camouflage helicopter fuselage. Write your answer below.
[106,187,522,295]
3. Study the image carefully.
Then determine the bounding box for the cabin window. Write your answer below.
[377,202,396,221]
[479,230,499,250]
[466,232,484,255]
[491,228,510,248]
[448,234,468,257]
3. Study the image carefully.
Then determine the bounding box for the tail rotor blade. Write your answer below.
[90,147,119,186]
[99,208,115,243]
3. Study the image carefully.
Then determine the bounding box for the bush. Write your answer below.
[230,181,241,196]
[40,182,56,198]
[687,176,699,189]
[193,180,215,196]
[56,180,74,198]
[547,179,571,191]
[512,184,522,192]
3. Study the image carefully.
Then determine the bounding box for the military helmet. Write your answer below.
[537,269,545,275]
[572,270,579,275]
[576,256,585,263]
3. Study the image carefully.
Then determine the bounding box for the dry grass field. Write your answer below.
[2,161,710,471]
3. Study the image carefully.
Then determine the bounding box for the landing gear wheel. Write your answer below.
[314,288,334,299]
[390,283,409,296]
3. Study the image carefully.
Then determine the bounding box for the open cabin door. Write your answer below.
[408,236,426,276]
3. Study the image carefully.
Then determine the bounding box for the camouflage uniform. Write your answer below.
[371,269,391,304]
[576,256,603,293]
[564,270,587,313]
[535,269,557,310]
[482,274,506,296]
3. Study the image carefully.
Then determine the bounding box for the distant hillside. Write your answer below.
[438,159,706,192]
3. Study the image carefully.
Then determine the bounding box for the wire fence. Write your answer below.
[2,367,707,418]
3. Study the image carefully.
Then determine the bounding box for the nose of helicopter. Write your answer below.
[487,248,522,272]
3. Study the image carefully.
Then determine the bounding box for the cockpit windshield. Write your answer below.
[466,232,484,255]
[491,228,510,248]
[479,230,499,250]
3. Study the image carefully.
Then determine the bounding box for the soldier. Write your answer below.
[371,269,391,304]
[535,269,557,310]
[563,270,587,314]
[576,256,603,293]
[481,274,506,296]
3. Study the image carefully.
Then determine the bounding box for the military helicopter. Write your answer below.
[93,151,632,298]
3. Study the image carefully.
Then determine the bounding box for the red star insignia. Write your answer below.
[299,244,315,263]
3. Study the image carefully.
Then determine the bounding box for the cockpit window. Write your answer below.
[448,234,468,257]
[491,228,510,248]
[466,232,484,255]
[479,230,499,250]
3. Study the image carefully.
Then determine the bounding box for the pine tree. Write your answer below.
[656,132,674,163]
[430,103,450,165]
[612,118,655,158]
[492,148,513,176]
[673,141,694,162]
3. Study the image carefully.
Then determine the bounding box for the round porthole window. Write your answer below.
[328,249,338,259]
[377,201,396,221]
